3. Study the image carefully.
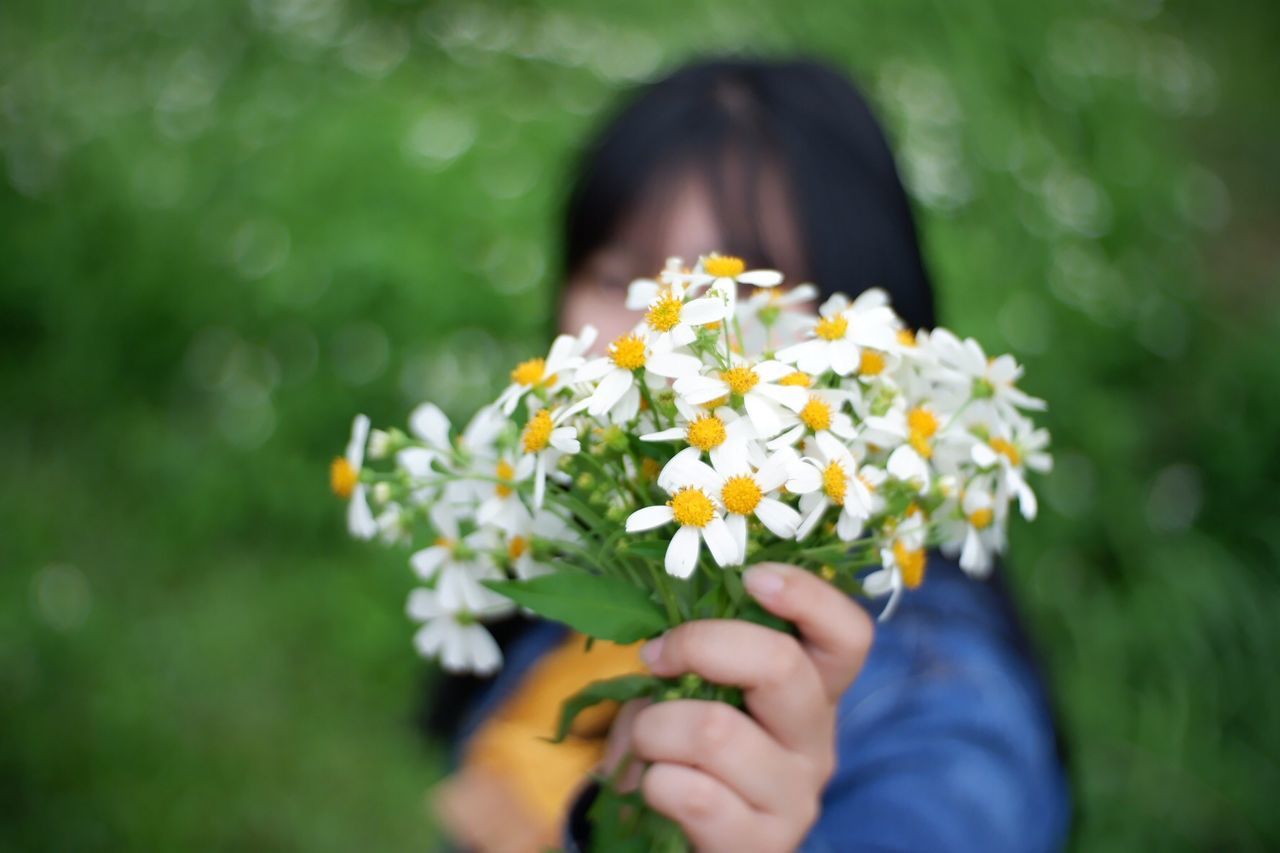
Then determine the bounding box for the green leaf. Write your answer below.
[551,674,665,743]
[624,539,669,561]
[485,573,669,642]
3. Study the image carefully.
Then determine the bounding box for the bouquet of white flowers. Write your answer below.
[332,253,1051,850]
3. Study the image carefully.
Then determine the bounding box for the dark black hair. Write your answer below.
[425,60,1064,781]
[561,57,936,330]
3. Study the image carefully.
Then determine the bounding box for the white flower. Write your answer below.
[410,502,488,581]
[624,459,740,578]
[886,443,932,493]
[796,433,883,542]
[864,511,928,620]
[406,568,514,675]
[736,282,818,351]
[655,444,803,563]
[518,401,588,508]
[939,485,1006,577]
[668,254,784,320]
[768,387,859,450]
[926,328,1046,420]
[496,326,597,415]
[473,451,534,534]
[640,401,758,469]
[640,285,728,351]
[331,414,377,540]
[777,290,898,377]
[970,417,1051,520]
[672,357,807,438]
[574,331,701,420]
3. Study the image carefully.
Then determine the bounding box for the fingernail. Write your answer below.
[640,635,665,666]
[744,565,785,599]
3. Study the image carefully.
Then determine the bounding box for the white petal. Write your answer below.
[775,339,823,366]
[786,460,822,494]
[413,620,446,658]
[738,269,783,286]
[533,455,547,508]
[681,297,728,325]
[725,513,749,564]
[673,375,728,404]
[756,383,807,412]
[462,624,502,675]
[754,360,792,382]
[829,339,859,376]
[641,427,686,442]
[347,486,377,540]
[795,499,828,541]
[755,498,800,538]
[409,546,449,581]
[887,445,930,488]
[836,509,864,541]
[647,352,703,379]
[346,413,371,468]
[587,369,633,416]
[574,357,616,384]
[408,404,450,447]
[743,393,783,438]
[665,526,702,578]
[406,587,443,621]
[550,427,579,453]
[701,517,739,567]
[626,505,675,532]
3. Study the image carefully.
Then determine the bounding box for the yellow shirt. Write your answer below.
[433,635,644,852]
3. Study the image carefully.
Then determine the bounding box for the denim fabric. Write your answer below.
[459,555,1070,852]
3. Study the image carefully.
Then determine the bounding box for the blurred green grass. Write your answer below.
[2,0,1278,850]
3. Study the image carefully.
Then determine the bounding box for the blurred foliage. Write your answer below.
[2,0,1278,850]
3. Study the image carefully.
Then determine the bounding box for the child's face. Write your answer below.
[560,179,725,346]
[559,168,808,349]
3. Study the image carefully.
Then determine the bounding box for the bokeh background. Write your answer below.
[3,0,1278,849]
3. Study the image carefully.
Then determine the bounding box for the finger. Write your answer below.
[743,562,874,699]
[641,620,831,755]
[643,763,791,853]
[601,698,648,791]
[631,700,812,813]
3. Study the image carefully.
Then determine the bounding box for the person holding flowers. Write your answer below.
[338,58,1069,852]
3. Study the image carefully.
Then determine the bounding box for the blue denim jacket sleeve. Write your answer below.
[466,555,1070,852]
[800,557,1070,852]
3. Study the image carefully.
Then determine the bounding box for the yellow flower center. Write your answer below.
[609,333,647,370]
[330,457,358,499]
[989,437,1021,466]
[508,535,528,561]
[645,293,684,332]
[819,564,837,581]
[897,328,917,347]
[720,366,760,396]
[968,508,994,529]
[521,409,554,453]
[434,536,453,549]
[668,487,715,528]
[704,255,745,278]
[495,460,515,497]
[815,314,849,341]
[858,350,886,376]
[686,414,727,451]
[778,371,812,387]
[721,475,762,515]
[893,540,927,589]
[800,397,833,432]
[640,457,662,482]
[907,407,939,458]
[822,460,848,505]
[510,357,546,387]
